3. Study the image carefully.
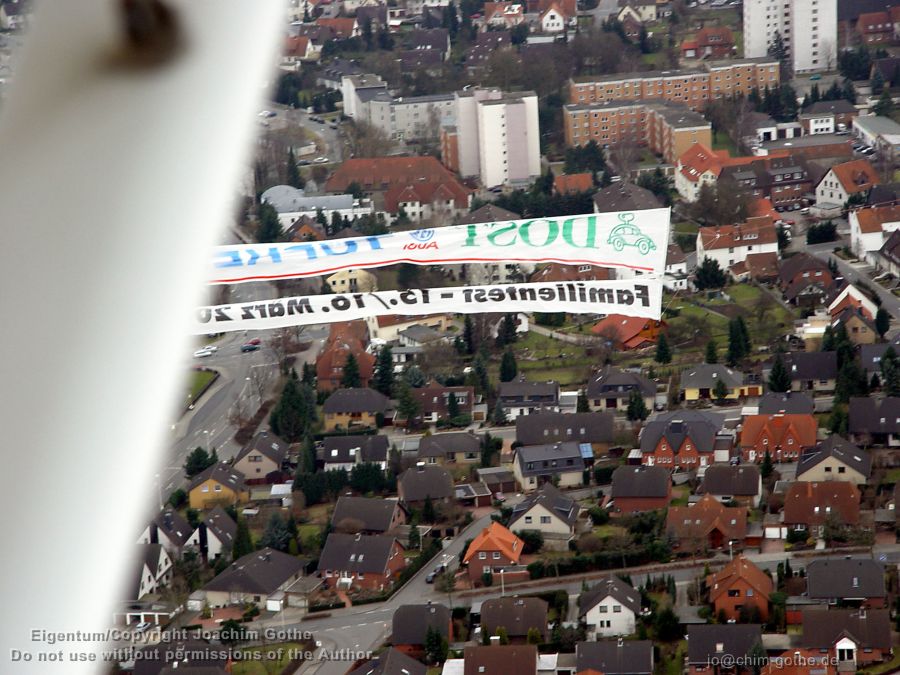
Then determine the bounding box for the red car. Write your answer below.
[248,337,261,345]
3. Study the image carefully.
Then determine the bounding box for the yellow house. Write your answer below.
[188,463,250,510]
[680,364,761,402]
[322,387,390,433]
[326,268,377,293]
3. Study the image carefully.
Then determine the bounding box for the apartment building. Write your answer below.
[743,0,838,74]
[362,92,455,142]
[568,59,780,112]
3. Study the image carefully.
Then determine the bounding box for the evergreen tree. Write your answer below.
[463,315,475,354]
[270,377,313,442]
[872,69,886,95]
[821,325,836,352]
[713,378,729,403]
[737,316,751,356]
[705,339,718,364]
[403,364,426,388]
[768,353,791,393]
[473,352,490,395]
[340,352,362,388]
[492,398,508,425]
[259,512,291,552]
[330,211,343,235]
[423,495,437,523]
[828,406,848,435]
[655,333,672,364]
[301,362,316,386]
[500,348,518,382]
[760,449,773,479]
[882,347,900,396]
[876,307,890,340]
[626,389,649,421]
[447,391,460,420]
[257,202,282,243]
[397,381,421,428]
[233,518,253,559]
[835,359,868,404]
[496,314,519,347]
[695,258,727,290]
[577,390,591,413]
[316,208,327,229]
[184,446,217,478]
[841,78,857,105]
[300,434,316,474]
[874,88,894,117]
[373,345,394,396]
[286,148,304,189]
[408,515,421,549]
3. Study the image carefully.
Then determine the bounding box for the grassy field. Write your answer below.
[594,524,629,539]
[671,485,690,507]
[187,370,216,405]
[233,642,309,675]
[712,130,738,156]
[512,331,594,387]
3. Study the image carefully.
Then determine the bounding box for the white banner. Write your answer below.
[211,209,671,284]
[192,279,664,334]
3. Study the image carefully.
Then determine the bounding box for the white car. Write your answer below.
[258,110,276,118]
[313,156,329,164]
[203,345,218,353]
[193,348,214,358]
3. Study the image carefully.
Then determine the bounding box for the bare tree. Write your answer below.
[820,39,836,73]
[345,120,395,158]
[248,365,273,403]
[228,394,253,429]
[609,142,639,182]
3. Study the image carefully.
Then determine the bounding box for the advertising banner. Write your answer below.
[192,279,664,334]
[210,209,671,284]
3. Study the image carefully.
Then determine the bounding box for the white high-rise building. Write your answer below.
[444,88,541,188]
[744,0,837,74]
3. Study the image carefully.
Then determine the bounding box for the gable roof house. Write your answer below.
[315,330,376,393]
[666,494,748,552]
[778,253,838,309]
[480,597,549,643]
[578,576,641,639]
[515,411,614,451]
[688,624,763,675]
[201,548,307,610]
[317,533,407,591]
[593,182,663,213]
[508,484,580,548]
[739,413,818,463]
[130,544,173,601]
[512,441,586,492]
[849,396,900,447]
[322,434,389,472]
[640,410,730,470]
[805,558,886,608]
[591,315,666,350]
[801,609,892,669]
[796,436,871,486]
[398,464,454,507]
[348,649,427,675]
[849,203,900,261]
[697,465,762,508]
[680,364,758,402]
[331,496,406,535]
[188,463,249,510]
[322,388,389,432]
[417,431,482,466]
[610,465,672,514]
[696,217,779,275]
[757,391,815,415]
[184,506,236,562]
[706,555,773,622]
[391,603,452,654]
[406,384,475,427]
[782,481,861,537]
[462,645,538,675]
[554,172,593,195]
[828,284,879,323]
[585,366,656,414]
[497,379,560,420]
[462,522,524,583]
[815,159,880,208]
[833,306,877,346]
[232,431,287,485]
[682,26,735,59]
[138,509,193,559]
[764,351,838,394]
[576,640,654,675]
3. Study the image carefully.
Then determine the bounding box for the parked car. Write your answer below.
[809,74,822,81]
[134,622,152,633]
[241,343,260,353]
[193,348,214,358]
[203,344,218,353]
[258,110,276,118]
[313,156,329,163]
[247,337,262,345]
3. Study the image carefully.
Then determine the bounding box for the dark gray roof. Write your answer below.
[586,366,656,400]
[801,609,891,650]
[592,183,663,213]
[347,648,427,675]
[797,436,872,479]
[859,338,900,374]
[687,625,762,665]
[498,380,560,404]
[680,364,743,390]
[805,558,886,600]
[640,411,722,454]
[515,442,585,478]
[838,0,896,22]
[611,465,670,499]
[801,99,858,116]
[480,597,549,639]
[456,203,521,224]
[332,496,401,533]
[323,434,389,464]
[204,548,303,595]
[509,484,579,530]
[698,465,760,498]
[150,509,192,548]
[758,391,815,415]
[515,411,614,446]
[849,396,900,434]
[188,462,246,493]
[579,577,641,616]
[781,351,838,381]
[576,640,654,675]
[322,388,389,414]
[133,543,166,598]
[417,431,481,458]
[398,464,454,502]
[317,533,399,575]
[405,28,449,51]
[235,431,287,465]
[392,604,450,645]
[203,507,236,548]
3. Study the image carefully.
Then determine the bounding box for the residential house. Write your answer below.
[666,494,747,551]
[316,17,359,39]
[815,159,879,208]
[687,625,762,675]
[282,35,313,70]
[758,651,835,675]
[391,604,452,656]
[131,544,173,600]
[512,441,586,491]
[799,100,858,136]
[592,182,663,213]
[796,436,872,485]
[777,253,837,308]
[849,203,900,260]
[348,649,427,675]
[497,380,560,420]
[480,597,549,643]
[322,388,389,432]
[718,155,811,211]
[783,481,861,537]
[576,640,654,675]
[138,510,192,559]
[696,217,779,272]
[462,522,524,583]
[201,548,306,609]
[861,338,900,378]
[617,0,656,22]
[805,558,886,608]
[539,3,568,33]
[366,313,451,342]
[259,187,372,229]
[326,268,378,294]
[232,431,287,485]
[462,645,538,675]
[578,576,641,639]
[397,325,447,349]
[188,463,249,510]
[322,435,389,472]
[405,28,451,60]
[316,59,363,90]
[758,391,815,415]
[529,263,612,284]
[331,496,406,534]
[184,506,236,562]
[828,285,878,322]
[397,464,454,508]
[833,306,877,345]
[697,465,762,508]
[857,11,894,43]
[131,639,230,674]
[739,413,818,463]
[849,396,900,446]
[284,217,325,242]
[591,315,667,350]
[417,432,481,465]
[640,410,729,470]
[554,173,593,195]
[682,26,735,59]
[800,609,891,669]
[610,465,672,514]
[675,142,735,201]
[665,243,690,290]
[455,203,525,286]
[483,2,526,28]
[515,411,614,453]
[507,484,580,549]
[681,364,758,402]
[316,323,376,393]
[408,384,475,426]
[585,366,656,413]
[478,467,517,494]
[317,533,406,591]
[707,555,773,622]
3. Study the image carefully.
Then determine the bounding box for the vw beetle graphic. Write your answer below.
[607,212,656,255]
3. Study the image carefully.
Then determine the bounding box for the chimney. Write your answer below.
[416,461,425,472]
[490,635,501,645]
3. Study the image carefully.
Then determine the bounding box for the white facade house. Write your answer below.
[579,578,640,640]
[341,73,387,119]
[853,115,900,162]
[362,92,455,142]
[743,0,837,74]
[540,6,566,33]
[260,186,374,228]
[695,218,779,270]
[849,205,900,260]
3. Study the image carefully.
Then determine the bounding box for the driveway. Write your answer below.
[807,243,900,321]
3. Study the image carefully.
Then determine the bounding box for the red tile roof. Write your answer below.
[316,17,357,38]
[666,494,747,542]
[707,555,773,605]
[699,216,778,251]
[739,414,818,452]
[854,204,900,234]
[858,11,891,32]
[695,26,734,48]
[554,173,593,195]
[284,36,310,58]
[590,314,663,348]
[463,522,523,565]
[783,481,860,527]
[530,263,612,283]
[830,159,880,195]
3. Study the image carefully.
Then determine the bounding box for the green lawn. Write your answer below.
[882,468,900,484]
[187,370,216,405]
[512,331,594,386]
[671,485,690,506]
[233,642,310,675]
[712,130,738,156]
[594,524,629,539]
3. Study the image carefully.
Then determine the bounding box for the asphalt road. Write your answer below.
[265,103,345,169]
[807,242,900,321]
